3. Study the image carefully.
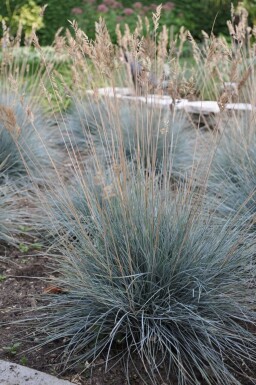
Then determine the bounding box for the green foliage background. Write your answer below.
[0,0,243,46]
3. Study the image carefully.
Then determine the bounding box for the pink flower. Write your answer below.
[123,7,134,16]
[71,7,83,15]
[97,3,109,12]
[112,1,123,9]
[162,2,175,11]
[116,15,124,22]
[143,6,150,12]
[133,2,142,9]
[150,3,157,10]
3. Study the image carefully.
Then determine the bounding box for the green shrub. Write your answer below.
[35,0,80,45]
[0,0,240,45]
[0,0,44,38]
[70,0,237,44]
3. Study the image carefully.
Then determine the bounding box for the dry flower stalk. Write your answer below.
[153,4,162,33]
[0,104,21,138]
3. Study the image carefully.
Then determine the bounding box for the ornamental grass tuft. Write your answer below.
[62,97,199,180]
[35,171,256,385]
[7,8,256,385]
[0,89,60,184]
[208,112,256,222]
[0,177,31,245]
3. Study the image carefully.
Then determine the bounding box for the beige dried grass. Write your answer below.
[0,104,20,138]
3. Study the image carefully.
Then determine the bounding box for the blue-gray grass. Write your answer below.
[0,178,33,245]
[0,89,62,184]
[5,10,256,384]
[34,170,256,385]
[207,112,256,223]
[61,97,201,181]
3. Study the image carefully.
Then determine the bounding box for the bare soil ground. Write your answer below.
[0,243,172,385]
[0,243,255,385]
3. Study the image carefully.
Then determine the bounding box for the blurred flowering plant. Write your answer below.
[0,0,44,39]
[70,1,177,43]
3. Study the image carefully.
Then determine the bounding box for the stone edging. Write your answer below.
[86,87,254,114]
[0,360,74,385]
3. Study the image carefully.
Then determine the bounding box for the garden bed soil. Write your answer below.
[0,244,255,385]
[0,244,173,385]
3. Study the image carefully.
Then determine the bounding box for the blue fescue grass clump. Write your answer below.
[62,97,198,179]
[42,173,102,243]
[36,172,256,385]
[0,89,60,183]
[0,177,29,245]
[60,98,107,151]
[208,113,256,221]
[0,183,17,244]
